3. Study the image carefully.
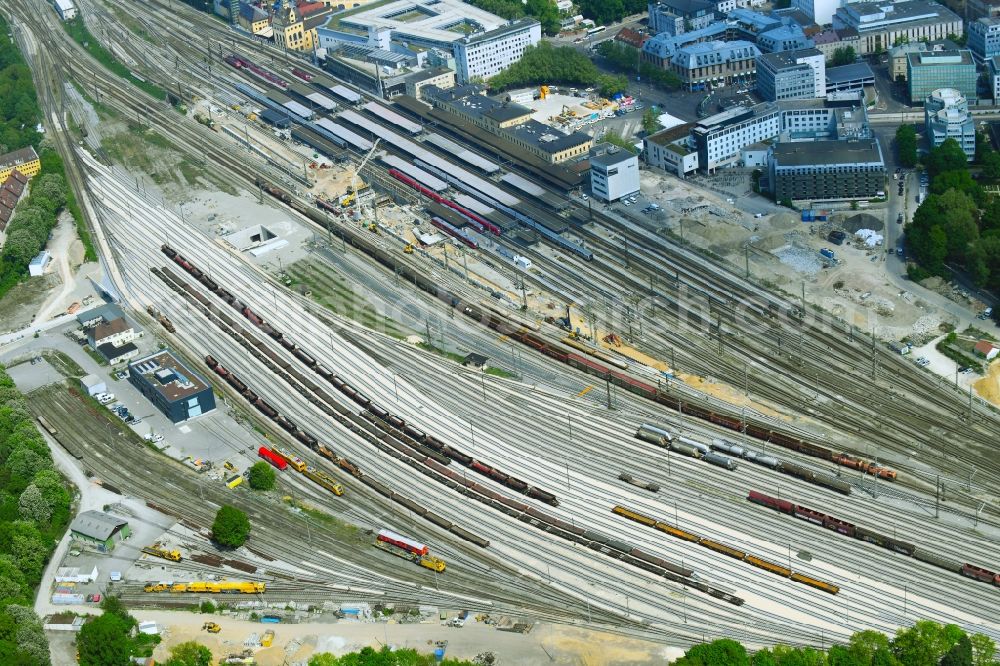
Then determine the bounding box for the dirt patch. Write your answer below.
[0,274,60,333]
[973,362,1000,405]
[842,213,883,233]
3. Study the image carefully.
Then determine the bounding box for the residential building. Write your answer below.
[0,146,40,182]
[812,29,851,61]
[404,68,455,100]
[669,40,760,91]
[238,1,272,37]
[98,342,139,365]
[614,27,651,51]
[758,24,814,53]
[641,21,731,68]
[87,316,134,348]
[768,138,885,201]
[644,124,699,176]
[128,350,216,423]
[924,88,976,159]
[28,251,51,277]
[77,302,125,328]
[792,0,841,25]
[974,339,999,359]
[756,48,826,100]
[648,0,717,37]
[907,50,977,104]
[692,102,781,173]
[989,55,1000,98]
[825,62,875,92]
[453,19,541,84]
[52,0,77,21]
[70,511,131,552]
[590,144,640,202]
[833,1,964,55]
[969,17,1000,60]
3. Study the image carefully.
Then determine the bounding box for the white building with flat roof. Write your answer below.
[453,19,541,83]
[53,0,77,20]
[924,88,975,160]
[590,145,640,202]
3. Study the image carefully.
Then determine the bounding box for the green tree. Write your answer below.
[829,46,857,66]
[4,605,48,665]
[895,124,918,168]
[212,505,251,548]
[77,610,135,666]
[941,635,974,666]
[892,620,963,666]
[642,108,661,135]
[247,462,276,491]
[828,645,863,666]
[0,556,27,603]
[926,138,970,176]
[165,640,213,666]
[674,638,750,666]
[970,633,997,666]
[751,650,778,666]
[524,0,561,36]
[489,42,600,90]
[17,485,50,524]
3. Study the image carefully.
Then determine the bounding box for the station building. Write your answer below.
[128,350,216,423]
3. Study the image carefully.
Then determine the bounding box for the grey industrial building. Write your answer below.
[128,350,216,423]
[768,139,885,202]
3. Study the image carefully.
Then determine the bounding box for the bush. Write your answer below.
[247,462,276,491]
[211,505,251,548]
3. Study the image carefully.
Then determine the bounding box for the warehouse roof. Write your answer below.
[130,350,210,403]
[70,511,128,541]
[771,138,883,166]
[91,317,131,340]
[98,342,138,362]
[77,302,124,326]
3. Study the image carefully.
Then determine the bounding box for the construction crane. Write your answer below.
[350,138,381,222]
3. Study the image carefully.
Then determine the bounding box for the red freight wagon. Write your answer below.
[258,447,288,471]
[377,529,428,556]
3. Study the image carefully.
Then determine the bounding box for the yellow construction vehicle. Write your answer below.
[142,545,182,562]
[224,461,237,472]
[203,622,222,634]
[149,581,265,594]
[368,222,379,233]
[540,85,549,100]
[418,555,447,573]
[340,192,356,208]
[403,244,414,254]
[143,583,170,593]
[261,629,275,647]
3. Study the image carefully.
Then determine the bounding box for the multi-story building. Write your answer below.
[966,0,1000,21]
[889,42,927,80]
[768,138,885,202]
[590,144,640,202]
[648,0,718,36]
[756,48,826,100]
[0,146,40,182]
[825,62,875,92]
[453,19,541,84]
[907,50,977,104]
[641,22,730,68]
[811,29,854,61]
[779,94,871,140]
[969,17,1000,60]
[729,8,782,39]
[990,55,1000,98]
[757,23,814,52]
[129,350,216,423]
[692,103,781,173]
[833,1,963,55]
[924,88,976,159]
[423,86,593,163]
[238,2,271,36]
[644,124,699,176]
[669,40,760,91]
[404,68,455,100]
[87,317,135,349]
[792,0,841,25]
[272,0,333,52]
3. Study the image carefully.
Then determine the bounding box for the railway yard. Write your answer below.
[2,0,1000,660]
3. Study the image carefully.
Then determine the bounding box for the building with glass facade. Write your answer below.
[969,17,1000,61]
[907,50,977,104]
[924,88,976,160]
[768,139,885,202]
[756,48,826,101]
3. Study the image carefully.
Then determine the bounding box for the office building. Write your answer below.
[52,0,77,21]
[907,50,977,104]
[87,316,134,349]
[990,55,1000,99]
[757,24,814,53]
[792,0,840,25]
[967,0,1000,21]
[833,1,963,55]
[780,95,871,141]
[272,0,333,52]
[129,350,216,423]
[453,19,541,84]
[692,103,781,173]
[238,2,272,37]
[969,17,1000,61]
[756,48,826,101]
[590,144,640,202]
[648,0,718,36]
[0,146,40,182]
[404,68,455,100]
[669,40,760,91]
[729,8,782,39]
[645,124,699,176]
[925,88,976,160]
[768,138,885,201]
[641,22,731,68]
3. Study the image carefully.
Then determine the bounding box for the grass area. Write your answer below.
[71,80,120,120]
[963,326,997,342]
[83,345,109,366]
[485,366,518,379]
[288,499,364,544]
[417,342,465,364]
[41,350,86,379]
[100,124,202,187]
[62,17,167,100]
[105,1,155,43]
[283,260,409,338]
[936,333,982,373]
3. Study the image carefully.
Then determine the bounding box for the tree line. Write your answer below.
[0,364,74,664]
[672,621,997,665]
[309,645,483,665]
[595,40,684,92]
[465,0,563,36]
[488,42,628,98]
[906,136,1000,290]
[0,16,41,156]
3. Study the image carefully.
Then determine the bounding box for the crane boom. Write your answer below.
[352,138,381,221]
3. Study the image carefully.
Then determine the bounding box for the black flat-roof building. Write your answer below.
[768,138,885,202]
[128,350,215,423]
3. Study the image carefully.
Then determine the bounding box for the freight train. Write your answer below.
[251,177,899,483]
[613,505,840,595]
[153,251,752,605]
[144,581,265,594]
[375,528,447,572]
[748,490,1000,588]
[635,426,853,495]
